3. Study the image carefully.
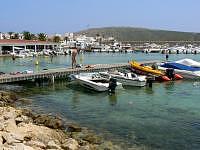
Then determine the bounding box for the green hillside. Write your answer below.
[77,27,200,41]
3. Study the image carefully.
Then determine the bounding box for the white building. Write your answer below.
[0,33,3,40]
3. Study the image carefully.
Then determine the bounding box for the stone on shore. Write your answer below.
[3,143,35,150]
[47,140,61,149]
[34,114,64,129]
[0,91,18,105]
[26,140,46,149]
[0,90,123,150]
[2,132,24,144]
[61,138,79,150]
[15,115,32,125]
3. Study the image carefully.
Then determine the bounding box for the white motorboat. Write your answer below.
[72,73,123,92]
[100,71,147,87]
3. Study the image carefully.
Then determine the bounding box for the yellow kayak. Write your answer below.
[130,61,164,76]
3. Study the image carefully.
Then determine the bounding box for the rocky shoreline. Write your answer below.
[0,91,122,150]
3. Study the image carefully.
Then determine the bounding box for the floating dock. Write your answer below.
[0,61,158,84]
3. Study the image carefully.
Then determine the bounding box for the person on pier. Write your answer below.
[71,47,78,68]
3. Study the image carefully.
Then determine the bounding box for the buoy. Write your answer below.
[161,75,171,81]
[174,74,183,80]
[35,60,39,65]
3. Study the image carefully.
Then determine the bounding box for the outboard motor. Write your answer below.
[166,68,175,79]
[151,63,158,70]
[108,78,117,93]
[146,77,155,88]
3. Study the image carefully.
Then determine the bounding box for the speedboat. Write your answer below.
[159,61,200,79]
[72,73,123,92]
[100,71,147,87]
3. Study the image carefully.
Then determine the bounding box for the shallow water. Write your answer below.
[1,53,200,149]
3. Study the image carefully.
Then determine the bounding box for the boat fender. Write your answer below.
[174,74,183,80]
[35,60,39,65]
[108,78,117,93]
[162,75,171,81]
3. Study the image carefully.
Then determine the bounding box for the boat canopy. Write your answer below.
[175,59,200,68]
[161,62,200,71]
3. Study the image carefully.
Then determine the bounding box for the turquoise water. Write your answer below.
[1,53,200,149]
[1,52,200,73]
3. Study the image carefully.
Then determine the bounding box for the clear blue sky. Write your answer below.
[1,0,200,33]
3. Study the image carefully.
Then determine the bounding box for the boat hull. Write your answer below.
[77,78,109,92]
[100,72,147,87]
[74,73,123,92]
[114,77,146,87]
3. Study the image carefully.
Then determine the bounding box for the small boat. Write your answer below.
[100,71,147,87]
[72,73,123,92]
[130,61,183,81]
[159,62,200,79]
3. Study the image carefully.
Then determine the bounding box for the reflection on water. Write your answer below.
[108,93,117,106]
[71,90,80,108]
[193,81,200,87]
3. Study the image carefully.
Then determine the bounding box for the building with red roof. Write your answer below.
[0,39,59,55]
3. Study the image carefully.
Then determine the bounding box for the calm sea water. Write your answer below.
[1,52,200,149]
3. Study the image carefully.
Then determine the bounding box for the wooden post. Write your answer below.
[12,45,15,53]
[34,45,37,52]
[0,46,2,55]
[44,45,46,50]
[51,75,55,84]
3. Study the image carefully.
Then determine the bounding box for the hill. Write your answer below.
[77,27,200,41]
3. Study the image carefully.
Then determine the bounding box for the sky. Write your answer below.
[0,0,200,33]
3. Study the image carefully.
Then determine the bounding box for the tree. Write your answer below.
[8,32,14,39]
[31,34,37,40]
[22,31,32,40]
[38,33,47,41]
[13,33,19,39]
[53,36,61,43]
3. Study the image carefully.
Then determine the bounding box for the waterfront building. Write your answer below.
[0,33,3,40]
[0,39,59,55]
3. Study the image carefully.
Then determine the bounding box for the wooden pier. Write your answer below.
[0,61,158,84]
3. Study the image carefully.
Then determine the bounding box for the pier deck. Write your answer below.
[0,61,158,84]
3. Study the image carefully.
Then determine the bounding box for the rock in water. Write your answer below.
[67,124,82,132]
[34,114,64,129]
